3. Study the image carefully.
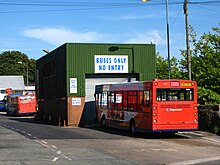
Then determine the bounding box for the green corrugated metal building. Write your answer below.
[36,43,156,126]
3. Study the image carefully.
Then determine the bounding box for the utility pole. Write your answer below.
[184,0,191,80]
[166,0,171,79]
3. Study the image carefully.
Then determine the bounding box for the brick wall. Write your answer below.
[67,96,85,126]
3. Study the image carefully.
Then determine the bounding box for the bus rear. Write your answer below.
[6,94,36,116]
[18,94,36,115]
[152,79,198,132]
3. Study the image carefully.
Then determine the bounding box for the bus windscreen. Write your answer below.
[156,88,194,101]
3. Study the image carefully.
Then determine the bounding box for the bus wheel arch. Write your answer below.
[129,119,136,134]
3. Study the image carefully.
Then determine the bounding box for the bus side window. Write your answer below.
[144,91,150,107]
[115,92,122,109]
[137,92,143,110]
[123,92,127,109]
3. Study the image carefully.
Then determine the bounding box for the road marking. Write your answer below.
[57,151,61,154]
[169,156,220,165]
[150,148,178,152]
[41,140,48,144]
[200,136,220,145]
[34,139,49,148]
[22,131,26,134]
[51,145,57,149]
[150,149,161,152]
[27,133,32,136]
[52,157,59,162]
[61,154,72,161]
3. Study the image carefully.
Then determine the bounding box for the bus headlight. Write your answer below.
[194,119,197,122]
[153,113,157,117]
[153,119,157,123]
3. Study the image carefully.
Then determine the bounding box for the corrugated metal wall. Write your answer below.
[66,43,156,97]
[37,44,67,99]
[36,43,156,125]
[37,44,67,125]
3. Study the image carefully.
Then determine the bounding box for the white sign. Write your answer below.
[70,78,77,93]
[94,55,128,73]
[72,98,81,105]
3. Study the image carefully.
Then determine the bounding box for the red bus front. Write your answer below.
[18,95,37,115]
[151,80,198,132]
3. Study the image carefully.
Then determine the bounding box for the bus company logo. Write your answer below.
[167,108,183,112]
[181,82,192,86]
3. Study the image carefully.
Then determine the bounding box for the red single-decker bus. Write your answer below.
[6,94,37,116]
[95,79,198,134]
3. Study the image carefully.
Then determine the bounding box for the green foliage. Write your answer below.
[156,53,183,79]
[191,27,220,94]
[178,24,220,104]
[156,53,168,79]
[197,87,220,105]
[0,51,36,85]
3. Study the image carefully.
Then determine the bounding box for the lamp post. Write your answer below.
[109,46,134,73]
[142,0,171,79]
[43,49,50,54]
[18,61,28,90]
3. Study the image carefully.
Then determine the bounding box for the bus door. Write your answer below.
[156,88,195,125]
[141,90,152,129]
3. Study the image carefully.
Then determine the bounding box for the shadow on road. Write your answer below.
[1,113,189,140]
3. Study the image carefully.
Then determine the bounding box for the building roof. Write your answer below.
[0,76,25,90]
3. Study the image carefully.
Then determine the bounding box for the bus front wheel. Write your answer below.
[130,120,136,134]
[101,116,106,127]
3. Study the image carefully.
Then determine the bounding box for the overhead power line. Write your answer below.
[0,1,219,14]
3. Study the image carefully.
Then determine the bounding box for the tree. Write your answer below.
[183,24,220,104]
[0,51,36,85]
[156,52,183,79]
[191,25,220,94]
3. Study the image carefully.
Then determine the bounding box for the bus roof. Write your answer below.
[95,79,197,93]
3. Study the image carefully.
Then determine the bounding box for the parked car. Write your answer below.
[0,101,6,112]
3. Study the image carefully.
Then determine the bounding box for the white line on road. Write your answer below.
[200,136,220,145]
[27,133,32,136]
[51,145,57,149]
[41,140,48,144]
[34,140,49,148]
[169,156,220,165]
[52,157,59,162]
[61,154,72,161]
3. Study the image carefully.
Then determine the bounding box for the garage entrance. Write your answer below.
[80,73,139,126]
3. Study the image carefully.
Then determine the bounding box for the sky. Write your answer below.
[0,0,219,60]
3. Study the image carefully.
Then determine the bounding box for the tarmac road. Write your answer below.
[0,113,220,165]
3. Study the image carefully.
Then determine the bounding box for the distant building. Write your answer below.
[24,85,35,94]
[0,76,25,100]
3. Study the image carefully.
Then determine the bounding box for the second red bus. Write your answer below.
[6,94,37,116]
[95,79,198,134]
